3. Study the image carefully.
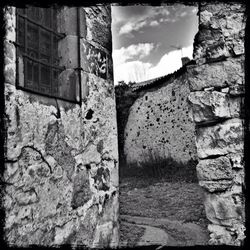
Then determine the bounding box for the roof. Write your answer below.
[130,59,195,92]
[130,75,167,91]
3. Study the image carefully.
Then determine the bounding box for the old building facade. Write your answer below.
[3,6,119,247]
[2,2,246,247]
[124,64,198,166]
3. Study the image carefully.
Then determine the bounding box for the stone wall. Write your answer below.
[3,2,247,247]
[3,6,119,248]
[187,3,246,245]
[115,84,140,167]
[124,70,197,166]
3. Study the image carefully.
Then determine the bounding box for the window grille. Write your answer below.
[16,6,71,100]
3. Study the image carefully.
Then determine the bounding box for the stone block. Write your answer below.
[233,170,244,185]
[73,205,99,246]
[196,156,233,181]
[204,192,243,226]
[188,57,244,91]
[71,167,91,209]
[196,118,244,158]
[16,189,38,206]
[80,39,109,79]
[79,8,87,38]
[58,69,80,102]
[188,91,243,123]
[225,33,245,56]
[85,6,112,51]
[4,40,16,85]
[4,64,15,85]
[81,71,89,101]
[4,40,15,64]
[54,219,77,245]
[17,206,32,221]
[205,42,230,63]
[92,166,110,191]
[4,7,16,42]
[193,26,230,63]
[228,153,244,169]
[200,3,245,17]
[199,6,245,38]
[45,121,76,181]
[57,7,78,36]
[80,144,102,166]
[58,35,79,69]
[229,84,245,96]
[194,4,246,62]
[199,180,233,192]
[208,224,234,245]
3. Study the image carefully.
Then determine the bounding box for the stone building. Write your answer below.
[3,6,119,247]
[2,2,247,247]
[124,60,197,166]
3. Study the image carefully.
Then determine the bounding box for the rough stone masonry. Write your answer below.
[3,6,119,247]
[2,2,246,247]
[188,2,246,245]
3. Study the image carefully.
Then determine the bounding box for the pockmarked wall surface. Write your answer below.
[124,71,197,166]
[3,6,119,247]
[187,3,246,245]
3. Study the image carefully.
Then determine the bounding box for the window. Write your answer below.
[16,6,80,103]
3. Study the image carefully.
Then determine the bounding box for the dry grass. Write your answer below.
[120,154,199,183]
[119,154,209,245]
[120,177,208,227]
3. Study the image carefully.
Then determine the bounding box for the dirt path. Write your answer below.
[120,215,209,246]
[120,221,176,247]
[136,224,176,246]
[119,178,210,246]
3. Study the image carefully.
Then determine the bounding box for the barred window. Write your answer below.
[16,6,80,102]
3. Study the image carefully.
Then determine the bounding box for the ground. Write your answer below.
[119,174,210,247]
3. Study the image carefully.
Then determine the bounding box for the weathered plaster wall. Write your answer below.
[3,6,119,248]
[187,3,246,245]
[124,72,197,166]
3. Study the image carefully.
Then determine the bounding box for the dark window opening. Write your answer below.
[16,6,80,103]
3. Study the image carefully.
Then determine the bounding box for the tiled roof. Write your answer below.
[130,75,167,91]
[130,59,195,91]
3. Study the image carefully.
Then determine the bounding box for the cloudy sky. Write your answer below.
[111,4,198,85]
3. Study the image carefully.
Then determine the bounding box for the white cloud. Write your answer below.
[147,44,193,79]
[113,45,194,85]
[149,20,159,27]
[112,43,154,65]
[151,7,170,17]
[153,45,193,76]
[114,5,198,35]
[114,61,152,84]
[119,20,147,35]
[191,7,197,13]
[118,6,171,35]
[180,11,187,17]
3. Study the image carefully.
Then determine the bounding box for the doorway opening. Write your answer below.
[112,4,210,247]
